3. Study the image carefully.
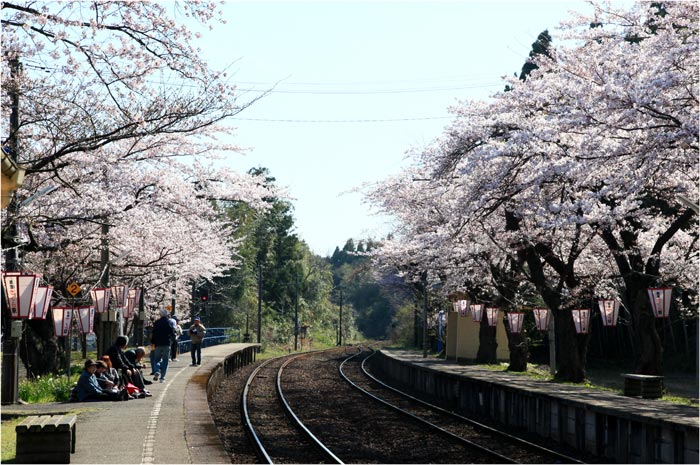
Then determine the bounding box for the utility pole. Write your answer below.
[96,222,113,357]
[256,262,262,344]
[1,57,22,405]
[422,271,429,358]
[294,272,299,351]
[338,288,343,346]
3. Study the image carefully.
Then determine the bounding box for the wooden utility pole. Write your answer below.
[257,262,262,344]
[1,57,22,405]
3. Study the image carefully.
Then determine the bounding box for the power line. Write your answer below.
[233,116,453,123]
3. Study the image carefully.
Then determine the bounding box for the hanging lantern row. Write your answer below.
[2,272,141,330]
[449,285,674,333]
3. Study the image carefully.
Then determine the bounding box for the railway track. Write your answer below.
[241,349,343,464]
[340,346,585,464]
[236,345,586,464]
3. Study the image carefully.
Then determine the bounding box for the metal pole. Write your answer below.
[2,57,22,405]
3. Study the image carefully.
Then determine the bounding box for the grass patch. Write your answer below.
[18,373,78,403]
[1,416,24,463]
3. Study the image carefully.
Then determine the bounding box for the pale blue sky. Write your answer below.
[198,1,592,256]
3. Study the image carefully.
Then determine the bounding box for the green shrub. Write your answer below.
[18,374,77,403]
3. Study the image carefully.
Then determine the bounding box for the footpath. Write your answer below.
[2,343,258,464]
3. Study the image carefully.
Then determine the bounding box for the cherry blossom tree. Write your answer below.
[1,2,276,375]
[366,1,697,381]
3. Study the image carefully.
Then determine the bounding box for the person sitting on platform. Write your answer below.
[125,346,153,388]
[105,335,151,396]
[100,355,124,390]
[76,359,129,402]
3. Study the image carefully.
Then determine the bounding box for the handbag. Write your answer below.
[125,382,141,396]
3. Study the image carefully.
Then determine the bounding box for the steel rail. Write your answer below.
[360,348,585,464]
[241,348,347,464]
[240,357,276,464]
[339,348,517,464]
[277,353,345,464]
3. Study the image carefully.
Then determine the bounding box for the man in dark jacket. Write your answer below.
[105,335,149,393]
[151,308,176,382]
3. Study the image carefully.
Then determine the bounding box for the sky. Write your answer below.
[196,1,594,257]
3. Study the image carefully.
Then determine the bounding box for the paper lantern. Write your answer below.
[126,288,142,319]
[110,284,129,308]
[485,307,500,327]
[52,306,73,337]
[90,288,110,313]
[506,312,524,333]
[2,272,40,319]
[533,308,550,331]
[598,299,619,327]
[451,301,459,313]
[457,299,469,317]
[76,306,95,334]
[33,285,54,319]
[647,288,672,318]
[571,308,591,334]
[470,304,484,322]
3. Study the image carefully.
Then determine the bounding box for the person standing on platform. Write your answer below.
[151,308,176,382]
[170,316,182,362]
[189,316,206,366]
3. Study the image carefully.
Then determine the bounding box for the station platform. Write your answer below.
[378,349,699,464]
[2,343,259,464]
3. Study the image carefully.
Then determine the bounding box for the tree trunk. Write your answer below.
[507,324,528,372]
[19,320,61,378]
[553,308,589,382]
[476,317,498,363]
[630,287,663,375]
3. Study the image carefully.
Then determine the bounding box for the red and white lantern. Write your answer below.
[126,288,141,319]
[52,306,73,337]
[457,299,469,317]
[33,285,54,319]
[598,299,619,327]
[2,272,40,319]
[571,308,591,334]
[470,304,484,322]
[76,306,95,334]
[647,288,672,319]
[110,284,129,308]
[485,307,500,327]
[533,308,550,331]
[90,288,111,313]
[506,312,524,333]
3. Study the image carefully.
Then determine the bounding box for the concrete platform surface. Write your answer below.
[3,343,258,464]
[383,349,699,430]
